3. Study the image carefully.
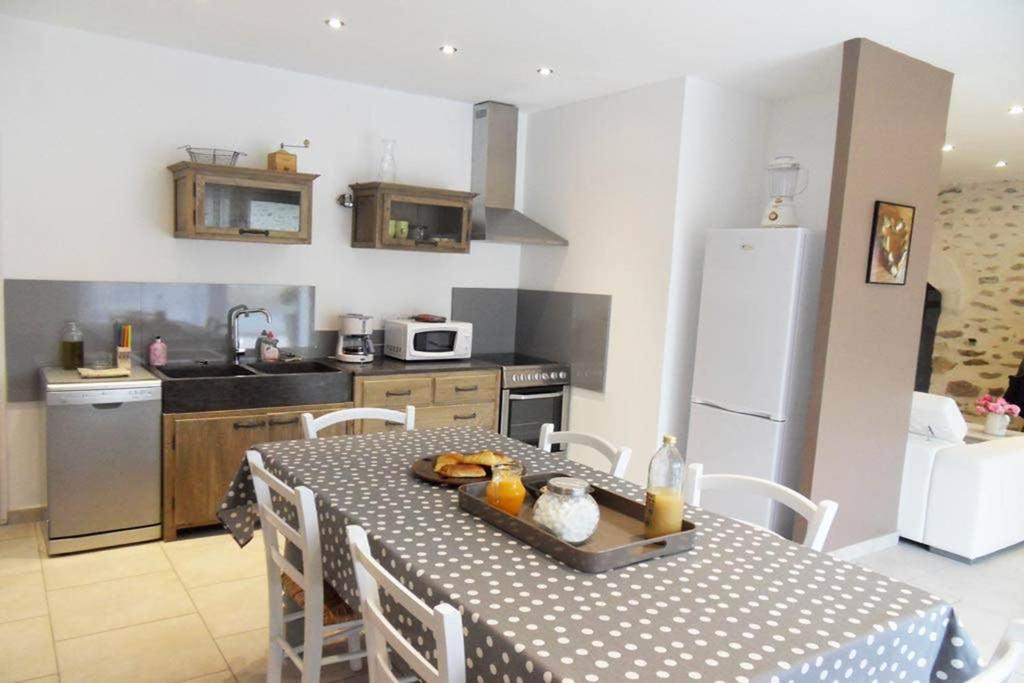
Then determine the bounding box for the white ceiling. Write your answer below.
[1,0,1021,182]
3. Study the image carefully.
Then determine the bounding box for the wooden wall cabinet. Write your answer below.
[354,370,500,433]
[162,401,351,540]
[169,162,318,244]
[349,182,475,253]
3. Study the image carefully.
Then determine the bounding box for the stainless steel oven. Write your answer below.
[500,385,570,448]
[478,353,571,448]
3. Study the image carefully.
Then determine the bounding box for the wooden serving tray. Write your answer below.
[458,473,695,573]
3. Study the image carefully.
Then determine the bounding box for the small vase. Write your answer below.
[984,412,1010,436]
[378,138,397,182]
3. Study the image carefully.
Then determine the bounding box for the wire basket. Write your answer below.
[178,145,247,166]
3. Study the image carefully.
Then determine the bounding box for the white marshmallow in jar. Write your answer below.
[532,476,600,544]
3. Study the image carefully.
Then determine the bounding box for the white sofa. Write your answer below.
[897,392,1024,561]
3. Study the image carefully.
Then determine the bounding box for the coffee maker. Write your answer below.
[335,314,375,363]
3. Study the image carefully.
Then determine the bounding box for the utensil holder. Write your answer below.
[116,346,132,371]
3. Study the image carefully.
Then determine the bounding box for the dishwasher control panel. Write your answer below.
[46,385,162,406]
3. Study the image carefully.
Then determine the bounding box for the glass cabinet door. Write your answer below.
[382,192,469,251]
[196,177,308,240]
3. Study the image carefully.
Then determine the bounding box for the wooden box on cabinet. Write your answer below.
[169,162,318,244]
[349,182,475,253]
[162,401,352,540]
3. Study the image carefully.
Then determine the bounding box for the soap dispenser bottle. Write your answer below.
[148,336,168,367]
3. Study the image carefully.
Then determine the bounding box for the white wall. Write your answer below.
[656,77,768,445]
[0,16,521,512]
[520,76,839,484]
[520,79,688,482]
[763,91,840,229]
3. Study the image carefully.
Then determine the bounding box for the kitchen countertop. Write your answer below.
[41,365,160,390]
[331,356,499,376]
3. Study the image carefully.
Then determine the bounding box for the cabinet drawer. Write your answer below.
[433,372,499,405]
[360,376,433,408]
[416,402,496,431]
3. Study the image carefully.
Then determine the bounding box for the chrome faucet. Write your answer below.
[228,304,272,363]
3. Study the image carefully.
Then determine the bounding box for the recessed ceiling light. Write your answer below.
[324,17,344,30]
[941,143,955,152]
[537,66,555,77]
[1009,105,1024,115]
[995,160,1008,168]
[439,44,458,55]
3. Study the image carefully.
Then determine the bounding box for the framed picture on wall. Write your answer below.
[866,200,916,285]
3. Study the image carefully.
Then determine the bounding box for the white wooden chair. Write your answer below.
[301,406,416,439]
[684,462,839,551]
[970,618,1024,682]
[247,450,366,682]
[347,524,466,683]
[538,423,631,479]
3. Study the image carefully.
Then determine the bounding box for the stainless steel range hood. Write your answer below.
[471,101,568,245]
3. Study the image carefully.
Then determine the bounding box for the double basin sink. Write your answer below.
[150,360,354,413]
[156,360,340,379]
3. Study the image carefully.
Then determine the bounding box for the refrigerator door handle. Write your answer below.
[692,398,783,422]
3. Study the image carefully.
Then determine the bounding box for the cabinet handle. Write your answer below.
[453,412,477,421]
[238,228,271,237]
[454,384,479,393]
[385,389,412,397]
[233,419,267,430]
[268,417,300,426]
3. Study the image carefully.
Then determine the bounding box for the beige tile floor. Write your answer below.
[2,520,1022,682]
[0,523,367,683]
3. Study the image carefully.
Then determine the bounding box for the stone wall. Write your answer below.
[928,179,1024,416]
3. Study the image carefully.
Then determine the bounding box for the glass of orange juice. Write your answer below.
[486,462,526,515]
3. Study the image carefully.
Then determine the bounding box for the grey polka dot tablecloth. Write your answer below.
[218,427,982,683]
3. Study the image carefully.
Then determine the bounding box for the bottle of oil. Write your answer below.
[644,434,686,538]
[60,321,84,370]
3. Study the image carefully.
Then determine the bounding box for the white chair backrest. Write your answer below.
[347,525,465,683]
[538,423,632,479]
[684,462,839,551]
[248,450,321,593]
[247,450,330,679]
[970,619,1024,682]
[301,405,415,439]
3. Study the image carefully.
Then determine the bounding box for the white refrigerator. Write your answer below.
[685,227,824,536]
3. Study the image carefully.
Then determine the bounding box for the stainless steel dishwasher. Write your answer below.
[42,368,163,555]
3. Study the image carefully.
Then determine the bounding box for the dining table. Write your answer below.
[218,426,981,683]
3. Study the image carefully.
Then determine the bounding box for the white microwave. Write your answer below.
[383,320,473,361]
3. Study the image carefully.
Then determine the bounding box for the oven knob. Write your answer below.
[559,371,568,380]
[529,373,538,381]
[512,373,520,383]
[541,372,550,381]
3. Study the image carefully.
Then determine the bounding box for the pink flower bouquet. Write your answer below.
[975,394,1021,417]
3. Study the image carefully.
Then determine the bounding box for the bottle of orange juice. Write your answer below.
[644,435,686,538]
[486,462,527,515]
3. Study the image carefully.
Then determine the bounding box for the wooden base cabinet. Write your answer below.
[354,370,500,434]
[162,402,352,541]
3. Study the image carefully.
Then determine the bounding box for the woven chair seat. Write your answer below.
[281,574,359,626]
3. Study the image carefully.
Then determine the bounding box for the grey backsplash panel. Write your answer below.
[451,288,518,354]
[516,290,610,392]
[452,287,610,392]
[5,280,314,402]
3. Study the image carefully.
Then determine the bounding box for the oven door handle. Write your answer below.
[508,391,564,401]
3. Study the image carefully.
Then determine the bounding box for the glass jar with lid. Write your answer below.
[485,462,527,516]
[532,476,600,544]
